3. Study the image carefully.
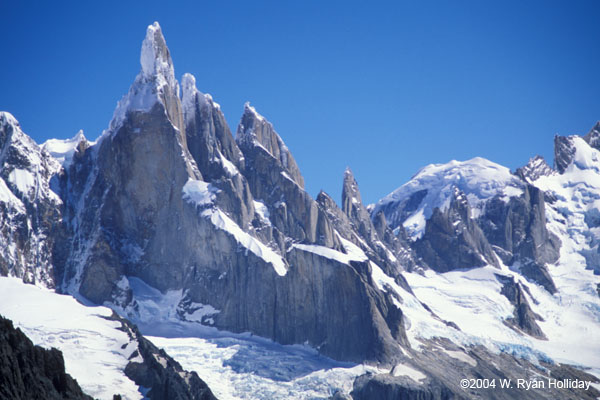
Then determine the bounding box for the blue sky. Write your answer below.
[2,0,599,204]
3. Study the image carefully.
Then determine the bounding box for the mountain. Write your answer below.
[1,22,599,399]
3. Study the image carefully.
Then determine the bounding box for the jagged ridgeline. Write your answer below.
[2,21,600,399]
[0,22,414,364]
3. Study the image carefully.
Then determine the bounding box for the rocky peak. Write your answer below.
[554,135,576,174]
[583,121,600,150]
[108,22,183,134]
[414,187,500,272]
[181,73,208,120]
[515,155,554,183]
[342,167,362,216]
[140,22,176,89]
[341,168,376,239]
[236,103,304,188]
[0,113,63,287]
[181,72,244,180]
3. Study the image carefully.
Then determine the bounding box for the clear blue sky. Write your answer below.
[2,0,599,205]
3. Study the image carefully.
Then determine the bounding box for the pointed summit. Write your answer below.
[181,72,245,181]
[140,22,175,88]
[516,155,554,183]
[236,102,304,188]
[342,167,362,214]
[107,22,182,134]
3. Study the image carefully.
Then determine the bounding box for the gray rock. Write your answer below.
[414,188,499,272]
[352,338,600,400]
[51,24,411,365]
[351,373,457,400]
[480,184,559,293]
[495,274,546,339]
[583,121,600,150]
[237,103,304,188]
[515,155,554,183]
[236,104,339,249]
[105,313,218,400]
[0,113,63,288]
[554,135,576,174]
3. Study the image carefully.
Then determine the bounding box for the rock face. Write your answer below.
[0,113,63,287]
[351,338,600,400]
[583,121,600,150]
[236,103,339,249]
[414,188,499,272]
[480,184,559,293]
[0,315,93,400]
[2,20,600,400]
[351,373,455,400]
[43,22,409,364]
[372,156,560,293]
[554,135,576,173]
[495,274,546,339]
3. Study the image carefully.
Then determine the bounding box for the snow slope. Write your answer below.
[0,277,143,400]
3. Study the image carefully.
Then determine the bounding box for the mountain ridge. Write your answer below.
[1,21,600,399]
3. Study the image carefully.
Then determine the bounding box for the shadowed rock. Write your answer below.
[0,315,93,400]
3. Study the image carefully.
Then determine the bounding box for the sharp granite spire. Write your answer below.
[107,22,183,135]
[236,102,305,188]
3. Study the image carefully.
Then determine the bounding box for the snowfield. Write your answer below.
[0,276,379,400]
[0,277,143,400]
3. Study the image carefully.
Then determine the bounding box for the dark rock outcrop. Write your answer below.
[236,103,340,249]
[480,184,559,293]
[351,372,456,400]
[495,274,546,339]
[352,338,600,400]
[515,155,554,183]
[414,188,499,272]
[554,135,577,174]
[0,315,93,400]
[104,313,217,400]
[583,121,600,150]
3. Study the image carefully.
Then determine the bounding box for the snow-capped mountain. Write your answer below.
[1,21,600,400]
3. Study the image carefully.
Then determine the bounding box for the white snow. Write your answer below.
[290,234,371,266]
[244,102,265,122]
[181,72,219,122]
[374,157,524,239]
[182,178,219,206]
[390,363,427,382]
[103,22,177,137]
[219,151,239,177]
[444,350,478,367]
[8,168,35,195]
[182,178,286,276]
[253,200,271,225]
[140,22,176,90]
[0,177,25,211]
[202,208,287,276]
[147,334,378,400]
[0,277,143,400]
[115,277,220,328]
[42,130,86,167]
